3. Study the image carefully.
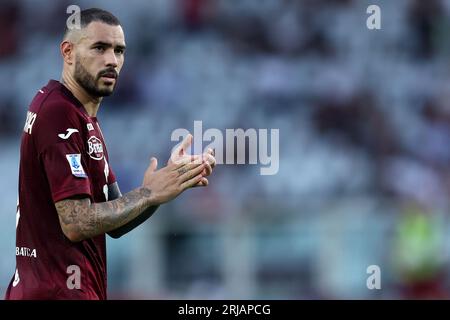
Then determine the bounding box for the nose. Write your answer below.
[105,49,118,68]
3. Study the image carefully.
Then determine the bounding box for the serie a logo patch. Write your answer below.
[65,154,87,178]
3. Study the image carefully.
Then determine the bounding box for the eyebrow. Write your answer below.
[91,41,126,51]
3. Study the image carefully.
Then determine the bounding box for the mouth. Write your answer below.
[100,74,116,79]
[99,74,117,86]
[99,70,118,80]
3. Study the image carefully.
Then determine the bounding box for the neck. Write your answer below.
[61,73,101,117]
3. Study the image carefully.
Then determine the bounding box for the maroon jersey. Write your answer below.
[5,80,116,300]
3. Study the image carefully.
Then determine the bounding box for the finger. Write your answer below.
[148,157,158,173]
[170,154,202,169]
[176,160,204,177]
[207,148,216,158]
[181,174,204,190]
[176,134,193,156]
[194,177,209,187]
[178,162,206,183]
[203,153,216,168]
[170,155,203,171]
[202,162,212,177]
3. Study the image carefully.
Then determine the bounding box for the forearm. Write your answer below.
[107,205,159,238]
[56,151,211,241]
[106,182,160,238]
[55,186,154,242]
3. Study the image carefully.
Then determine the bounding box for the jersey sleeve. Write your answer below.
[41,142,92,202]
[107,164,117,185]
[104,148,117,186]
[34,99,92,203]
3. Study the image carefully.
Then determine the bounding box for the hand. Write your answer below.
[196,148,216,187]
[170,134,216,187]
[142,154,206,204]
[142,134,214,204]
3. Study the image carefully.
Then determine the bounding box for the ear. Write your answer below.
[60,41,74,65]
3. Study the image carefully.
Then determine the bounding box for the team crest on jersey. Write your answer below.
[65,154,87,178]
[87,136,104,160]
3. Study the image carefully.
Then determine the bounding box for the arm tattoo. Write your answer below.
[107,182,160,238]
[55,186,153,241]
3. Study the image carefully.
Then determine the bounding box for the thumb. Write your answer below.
[148,157,158,173]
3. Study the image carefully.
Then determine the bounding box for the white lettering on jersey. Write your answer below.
[87,123,94,131]
[58,128,79,140]
[104,158,109,182]
[16,197,20,229]
[16,247,37,258]
[12,268,20,287]
[65,154,87,178]
[23,111,37,135]
[103,159,110,201]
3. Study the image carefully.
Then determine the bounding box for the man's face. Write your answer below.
[73,21,126,97]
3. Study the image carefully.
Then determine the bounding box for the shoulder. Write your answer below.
[32,89,87,151]
[39,90,82,122]
[28,81,82,120]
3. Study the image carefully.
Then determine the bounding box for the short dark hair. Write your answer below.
[64,8,121,38]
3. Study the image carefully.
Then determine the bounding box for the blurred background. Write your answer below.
[1,0,450,299]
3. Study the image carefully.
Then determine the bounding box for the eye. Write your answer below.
[94,46,105,53]
[115,48,124,55]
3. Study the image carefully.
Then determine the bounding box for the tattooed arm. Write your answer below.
[55,135,216,242]
[55,151,210,242]
[55,187,154,242]
[105,147,215,239]
[106,182,160,239]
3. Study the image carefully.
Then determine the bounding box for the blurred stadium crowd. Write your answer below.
[1,0,450,299]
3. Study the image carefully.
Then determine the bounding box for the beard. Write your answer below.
[74,57,117,98]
